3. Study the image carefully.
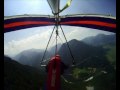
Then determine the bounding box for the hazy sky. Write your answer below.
[4,0,116,57]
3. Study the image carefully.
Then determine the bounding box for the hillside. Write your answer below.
[4,36,116,90]
[4,56,46,90]
[13,34,116,70]
[13,49,49,69]
[58,39,110,68]
[82,34,116,46]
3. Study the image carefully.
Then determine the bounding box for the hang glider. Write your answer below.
[4,0,116,33]
[4,14,116,33]
[4,1,116,89]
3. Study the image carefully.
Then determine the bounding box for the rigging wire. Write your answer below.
[58,34,64,44]
[47,30,56,57]
[55,29,58,56]
[59,25,75,65]
[40,26,56,64]
[40,24,76,66]
[49,33,56,47]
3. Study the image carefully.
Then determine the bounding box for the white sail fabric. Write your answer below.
[47,0,60,14]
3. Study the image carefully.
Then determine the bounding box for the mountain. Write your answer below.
[5,36,116,90]
[4,54,115,90]
[81,34,116,67]
[48,43,62,57]
[13,34,116,69]
[82,34,116,46]
[14,49,45,68]
[13,44,61,68]
[58,39,110,68]
[4,56,46,90]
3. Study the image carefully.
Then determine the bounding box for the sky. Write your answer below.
[4,0,116,57]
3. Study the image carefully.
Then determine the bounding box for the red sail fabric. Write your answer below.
[4,14,116,33]
[47,55,61,90]
[4,15,55,33]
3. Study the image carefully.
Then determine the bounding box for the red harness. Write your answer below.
[47,56,61,90]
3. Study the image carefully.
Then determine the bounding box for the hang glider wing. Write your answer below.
[60,14,116,33]
[4,15,55,33]
[4,14,116,33]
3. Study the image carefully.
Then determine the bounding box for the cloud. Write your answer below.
[4,28,54,57]
[4,26,114,57]
[65,26,114,41]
